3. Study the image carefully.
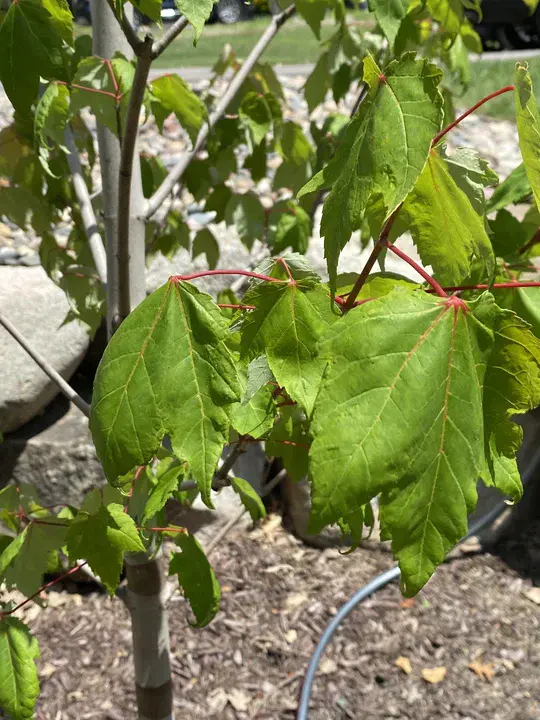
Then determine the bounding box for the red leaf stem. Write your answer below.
[431,281,540,293]
[170,270,284,284]
[217,303,256,310]
[104,58,120,97]
[384,242,448,298]
[432,85,515,146]
[344,208,401,309]
[276,256,295,283]
[141,526,188,534]
[0,562,88,619]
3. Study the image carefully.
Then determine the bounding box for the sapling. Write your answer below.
[1,0,540,718]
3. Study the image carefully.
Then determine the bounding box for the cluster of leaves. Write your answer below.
[2,0,540,718]
[0,461,265,718]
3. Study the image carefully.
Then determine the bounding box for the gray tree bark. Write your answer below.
[91,0,147,334]
[90,3,174,717]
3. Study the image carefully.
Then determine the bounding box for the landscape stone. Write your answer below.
[0,266,90,434]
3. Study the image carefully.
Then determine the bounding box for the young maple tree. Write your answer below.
[1,0,540,718]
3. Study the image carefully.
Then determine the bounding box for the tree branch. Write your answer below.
[152,15,189,58]
[104,0,144,54]
[64,128,108,286]
[116,36,153,326]
[0,312,91,418]
[145,4,297,219]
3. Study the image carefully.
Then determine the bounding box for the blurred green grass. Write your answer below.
[75,18,540,120]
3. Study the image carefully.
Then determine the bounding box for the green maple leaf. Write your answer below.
[514,287,540,338]
[224,193,265,250]
[151,74,207,145]
[299,52,443,291]
[239,91,274,147]
[266,406,311,483]
[231,383,276,438]
[169,533,220,627]
[368,0,407,47]
[309,289,497,596]
[304,53,330,113]
[390,145,494,285]
[481,308,540,470]
[486,163,531,213]
[0,617,40,720]
[0,0,69,114]
[34,82,70,177]
[244,356,273,404]
[90,280,241,506]
[192,228,219,271]
[131,0,162,22]
[66,503,144,594]
[231,477,266,522]
[3,519,68,597]
[515,63,540,214]
[296,0,329,38]
[142,462,185,525]
[175,0,217,44]
[240,281,337,416]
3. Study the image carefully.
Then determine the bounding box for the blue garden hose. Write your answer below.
[296,447,540,719]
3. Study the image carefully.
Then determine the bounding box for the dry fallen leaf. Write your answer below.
[523,587,540,605]
[320,658,338,675]
[468,661,494,682]
[284,629,297,644]
[395,656,412,675]
[228,688,250,712]
[285,592,308,610]
[421,666,447,684]
[400,597,416,610]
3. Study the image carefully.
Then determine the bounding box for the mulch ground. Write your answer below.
[25,514,540,720]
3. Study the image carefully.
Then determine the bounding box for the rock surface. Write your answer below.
[0,266,90,434]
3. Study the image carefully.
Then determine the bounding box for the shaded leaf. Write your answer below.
[66,503,144,594]
[296,0,329,38]
[244,356,273,404]
[0,0,68,114]
[487,163,531,213]
[304,53,330,113]
[231,477,266,522]
[489,209,528,258]
[192,228,219,270]
[368,0,407,47]
[169,533,220,626]
[232,384,276,438]
[142,462,185,525]
[90,281,241,506]
[225,193,265,249]
[239,91,273,146]
[515,63,540,213]
[267,407,311,483]
[267,200,311,255]
[34,82,70,176]
[151,74,207,145]
[205,184,233,224]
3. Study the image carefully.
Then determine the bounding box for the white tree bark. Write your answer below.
[91,0,146,335]
[90,3,174,718]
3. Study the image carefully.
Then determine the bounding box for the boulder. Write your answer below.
[0,266,90,433]
[0,400,103,507]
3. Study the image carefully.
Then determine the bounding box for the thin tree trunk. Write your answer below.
[91,0,146,334]
[90,3,174,717]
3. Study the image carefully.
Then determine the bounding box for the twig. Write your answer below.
[152,16,189,58]
[206,469,287,556]
[344,207,400,309]
[0,312,91,418]
[145,4,297,219]
[64,127,108,285]
[116,36,153,325]
[171,269,284,284]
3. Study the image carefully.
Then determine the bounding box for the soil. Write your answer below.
[21,513,540,720]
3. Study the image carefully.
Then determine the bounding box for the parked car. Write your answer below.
[71,0,258,27]
[471,0,540,49]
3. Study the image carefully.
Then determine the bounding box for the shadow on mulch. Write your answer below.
[22,515,540,720]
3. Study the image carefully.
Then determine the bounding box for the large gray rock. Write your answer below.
[0,401,104,507]
[0,266,90,433]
